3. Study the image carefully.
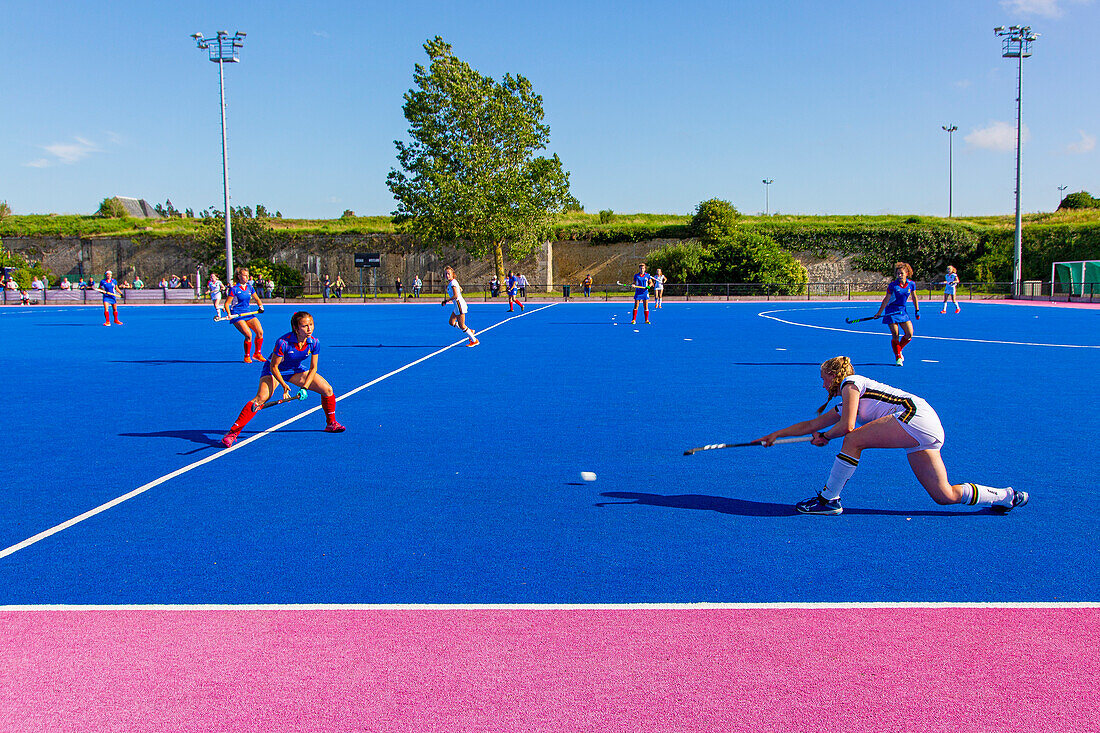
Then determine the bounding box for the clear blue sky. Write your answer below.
[2,0,1096,218]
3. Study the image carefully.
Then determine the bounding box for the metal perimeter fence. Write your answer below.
[3,280,1098,305]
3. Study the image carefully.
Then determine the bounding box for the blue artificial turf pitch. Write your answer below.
[1,301,1097,604]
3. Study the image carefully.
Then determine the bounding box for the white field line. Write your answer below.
[759,307,1100,349]
[0,304,556,560]
[0,602,1097,611]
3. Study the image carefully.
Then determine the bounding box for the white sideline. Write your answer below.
[0,304,556,560]
[1,602,1097,611]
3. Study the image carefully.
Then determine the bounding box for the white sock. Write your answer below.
[821,453,859,500]
[957,483,1011,507]
[465,327,476,337]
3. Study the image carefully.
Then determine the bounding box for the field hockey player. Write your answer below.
[754,356,1028,515]
[224,267,266,363]
[221,311,344,448]
[442,266,479,346]
[872,261,920,366]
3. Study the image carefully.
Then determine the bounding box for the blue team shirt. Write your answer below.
[944,273,958,293]
[633,272,651,300]
[884,280,915,316]
[228,282,257,318]
[99,278,120,301]
[261,332,320,376]
[507,275,518,294]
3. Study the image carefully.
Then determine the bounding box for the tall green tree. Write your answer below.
[387,37,577,283]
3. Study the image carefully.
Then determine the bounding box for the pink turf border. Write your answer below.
[0,608,1095,732]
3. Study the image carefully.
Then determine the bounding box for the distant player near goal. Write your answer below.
[755,356,1027,515]
[442,266,479,347]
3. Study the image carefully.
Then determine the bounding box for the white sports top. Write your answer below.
[446,278,466,306]
[835,374,929,425]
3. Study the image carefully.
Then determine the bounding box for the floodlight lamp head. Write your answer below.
[191,32,203,39]
[237,31,246,37]
[994,26,1005,32]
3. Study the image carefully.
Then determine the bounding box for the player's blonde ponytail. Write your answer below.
[817,356,854,414]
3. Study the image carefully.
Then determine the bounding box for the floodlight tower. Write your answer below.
[941,125,958,217]
[762,179,774,216]
[1057,185,1067,208]
[192,31,246,278]
[994,24,1038,297]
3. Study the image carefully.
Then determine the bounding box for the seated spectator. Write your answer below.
[122,280,132,289]
[20,289,29,305]
[168,275,181,288]
[133,276,144,289]
[181,275,192,290]
[31,276,43,290]
[159,277,169,288]
[60,277,72,290]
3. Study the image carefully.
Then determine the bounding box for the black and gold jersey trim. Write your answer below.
[862,389,917,423]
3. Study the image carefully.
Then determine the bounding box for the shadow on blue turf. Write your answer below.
[120,429,225,454]
[330,344,446,349]
[113,360,243,365]
[731,362,898,367]
[596,492,997,517]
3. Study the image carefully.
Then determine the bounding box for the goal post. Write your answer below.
[1051,260,1100,297]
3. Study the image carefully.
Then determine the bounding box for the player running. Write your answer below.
[97,270,123,326]
[755,356,1028,515]
[224,267,266,363]
[871,262,920,366]
[940,265,960,314]
[221,311,344,447]
[631,263,654,324]
[506,271,524,312]
[442,266,479,347]
[208,272,227,319]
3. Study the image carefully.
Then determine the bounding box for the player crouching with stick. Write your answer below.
[755,356,1027,515]
[221,311,344,448]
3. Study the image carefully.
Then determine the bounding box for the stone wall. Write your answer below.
[4,235,885,290]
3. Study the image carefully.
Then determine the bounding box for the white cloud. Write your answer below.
[965,121,1030,151]
[1066,130,1096,154]
[24,136,102,167]
[313,30,330,38]
[953,80,972,89]
[1001,0,1094,18]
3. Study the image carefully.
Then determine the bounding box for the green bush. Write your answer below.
[691,198,740,241]
[1058,191,1100,210]
[96,197,129,219]
[598,209,614,224]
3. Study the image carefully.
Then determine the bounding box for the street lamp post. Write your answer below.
[994,25,1038,297]
[762,179,774,216]
[1057,185,1067,208]
[192,31,246,279]
[941,125,957,217]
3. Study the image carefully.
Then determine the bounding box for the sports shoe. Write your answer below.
[994,487,1028,513]
[466,337,479,347]
[940,309,946,314]
[896,355,904,366]
[113,319,123,325]
[796,493,843,515]
[243,355,253,363]
[221,430,240,448]
[955,307,961,314]
[325,421,346,433]
[103,321,111,326]
[253,352,267,362]
[631,320,636,325]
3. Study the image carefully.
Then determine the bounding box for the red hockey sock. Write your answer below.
[632,306,638,321]
[322,394,337,423]
[243,338,253,357]
[252,333,263,356]
[899,338,910,352]
[230,402,258,433]
[891,339,900,358]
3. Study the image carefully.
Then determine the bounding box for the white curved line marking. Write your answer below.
[758,307,1100,349]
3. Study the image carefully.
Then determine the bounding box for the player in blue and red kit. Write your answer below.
[221,310,345,447]
[631,263,654,325]
[506,271,524,312]
[224,267,266,363]
[97,269,123,326]
[872,262,920,366]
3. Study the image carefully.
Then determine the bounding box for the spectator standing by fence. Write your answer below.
[133,276,144,289]
[266,278,275,299]
[61,277,71,290]
[395,277,404,299]
[334,276,344,299]
[490,275,500,298]
[518,273,528,298]
[413,275,423,298]
[583,274,592,297]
